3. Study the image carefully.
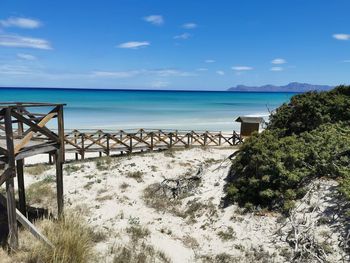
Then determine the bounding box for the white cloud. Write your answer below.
[333,34,350,40]
[151,80,169,88]
[216,70,225,75]
[271,58,287,64]
[196,68,208,71]
[92,69,196,78]
[117,41,150,49]
[0,64,33,75]
[205,59,215,63]
[0,34,51,49]
[232,66,253,71]
[0,17,41,29]
[17,53,37,60]
[174,33,191,40]
[343,60,350,63]
[152,69,196,77]
[143,15,164,26]
[182,23,197,29]
[270,66,283,71]
[92,70,140,78]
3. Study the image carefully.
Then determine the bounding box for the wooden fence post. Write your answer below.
[169,133,173,148]
[150,132,154,151]
[74,132,79,160]
[106,134,110,156]
[129,135,133,153]
[81,133,85,160]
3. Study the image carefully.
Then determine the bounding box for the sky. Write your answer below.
[0,0,349,90]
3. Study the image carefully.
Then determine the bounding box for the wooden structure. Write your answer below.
[235,116,264,137]
[0,102,65,249]
[63,129,242,160]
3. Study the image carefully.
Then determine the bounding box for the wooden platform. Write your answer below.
[0,102,65,249]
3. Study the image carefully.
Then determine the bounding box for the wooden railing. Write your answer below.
[63,129,242,160]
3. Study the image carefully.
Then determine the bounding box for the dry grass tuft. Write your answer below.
[25,164,50,175]
[111,224,170,263]
[126,171,144,182]
[112,242,171,263]
[126,225,150,243]
[95,157,113,171]
[143,183,183,217]
[2,212,96,263]
[26,177,56,207]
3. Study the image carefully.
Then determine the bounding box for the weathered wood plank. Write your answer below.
[14,112,57,154]
[11,111,59,143]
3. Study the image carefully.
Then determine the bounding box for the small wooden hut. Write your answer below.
[235,116,264,137]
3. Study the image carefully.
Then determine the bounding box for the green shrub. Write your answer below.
[225,94,350,213]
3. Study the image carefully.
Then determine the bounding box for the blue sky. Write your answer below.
[0,0,349,90]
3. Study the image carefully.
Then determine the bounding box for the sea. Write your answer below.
[0,88,296,132]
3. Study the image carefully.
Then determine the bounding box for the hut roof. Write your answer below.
[235,116,264,123]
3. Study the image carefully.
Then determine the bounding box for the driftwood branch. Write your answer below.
[156,165,204,199]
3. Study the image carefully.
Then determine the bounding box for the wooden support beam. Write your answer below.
[4,107,18,249]
[57,105,65,162]
[0,146,8,156]
[0,168,12,187]
[15,145,58,161]
[0,194,53,248]
[16,159,26,216]
[55,150,64,217]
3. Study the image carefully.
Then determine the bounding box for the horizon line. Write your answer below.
[0,86,302,93]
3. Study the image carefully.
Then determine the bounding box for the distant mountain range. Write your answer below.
[227,82,333,92]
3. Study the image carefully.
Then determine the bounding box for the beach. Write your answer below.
[1,146,343,263]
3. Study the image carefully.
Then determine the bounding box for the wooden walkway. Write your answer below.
[62,129,242,160]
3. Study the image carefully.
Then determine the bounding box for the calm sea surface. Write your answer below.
[0,88,296,132]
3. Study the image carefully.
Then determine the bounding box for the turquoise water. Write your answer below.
[0,88,295,132]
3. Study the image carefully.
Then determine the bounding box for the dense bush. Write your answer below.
[225,85,350,213]
[268,85,350,136]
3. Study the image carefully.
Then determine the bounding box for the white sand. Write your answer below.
[7,147,348,262]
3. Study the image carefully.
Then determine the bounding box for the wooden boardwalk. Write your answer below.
[62,129,242,160]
